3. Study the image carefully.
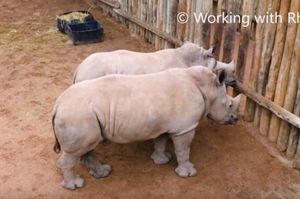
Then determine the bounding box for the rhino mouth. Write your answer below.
[224,78,236,86]
[225,117,239,125]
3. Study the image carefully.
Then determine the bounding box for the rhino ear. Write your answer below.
[208,46,216,55]
[215,69,226,86]
[228,60,236,72]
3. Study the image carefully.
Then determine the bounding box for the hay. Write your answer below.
[57,11,89,23]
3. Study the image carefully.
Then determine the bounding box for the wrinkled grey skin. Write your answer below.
[52,66,241,189]
[73,42,235,83]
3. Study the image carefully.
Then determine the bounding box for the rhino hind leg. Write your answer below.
[80,150,111,178]
[57,152,85,190]
[151,134,172,165]
[171,130,197,177]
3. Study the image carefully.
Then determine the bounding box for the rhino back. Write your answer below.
[74,49,187,83]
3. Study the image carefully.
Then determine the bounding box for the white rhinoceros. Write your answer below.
[52,66,241,189]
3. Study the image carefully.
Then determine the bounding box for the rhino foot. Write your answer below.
[61,175,85,190]
[89,164,111,178]
[175,162,197,177]
[151,151,172,165]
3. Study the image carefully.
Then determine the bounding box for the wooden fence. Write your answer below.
[89,0,300,168]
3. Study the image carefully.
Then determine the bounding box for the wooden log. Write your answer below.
[236,0,255,81]
[201,1,212,49]
[192,0,213,48]
[137,0,141,37]
[289,80,300,159]
[164,0,173,48]
[141,0,146,41]
[232,81,300,129]
[160,0,165,48]
[147,0,152,43]
[243,0,268,122]
[192,0,211,47]
[141,0,147,39]
[176,0,187,42]
[155,0,162,50]
[277,23,300,152]
[129,0,136,36]
[212,0,226,58]
[287,127,299,159]
[269,0,299,145]
[123,0,128,25]
[209,0,218,47]
[193,0,202,45]
[255,0,281,131]
[184,0,192,42]
[149,0,154,44]
[222,0,241,63]
[259,0,291,141]
[153,0,157,45]
[187,0,196,42]
[170,0,178,43]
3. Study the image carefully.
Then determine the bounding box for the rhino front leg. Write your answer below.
[80,150,111,178]
[57,152,85,189]
[171,130,197,177]
[151,134,172,165]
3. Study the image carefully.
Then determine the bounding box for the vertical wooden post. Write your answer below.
[212,0,225,59]
[288,80,300,158]
[170,0,178,45]
[201,1,212,49]
[243,0,268,121]
[222,0,241,63]
[184,0,192,42]
[188,0,196,42]
[192,0,212,48]
[176,0,187,43]
[236,0,255,81]
[152,0,157,45]
[209,0,218,47]
[259,0,291,141]
[155,0,162,49]
[277,23,300,152]
[255,0,281,131]
[269,0,299,145]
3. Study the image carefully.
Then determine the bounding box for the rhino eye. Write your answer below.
[229,103,233,108]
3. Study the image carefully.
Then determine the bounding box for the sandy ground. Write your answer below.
[1,0,300,198]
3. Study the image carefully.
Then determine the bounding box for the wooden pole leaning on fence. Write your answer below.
[260,0,291,141]
[268,0,300,147]
[233,81,300,130]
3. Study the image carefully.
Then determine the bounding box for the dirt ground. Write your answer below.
[1,0,300,198]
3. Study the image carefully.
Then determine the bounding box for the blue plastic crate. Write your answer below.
[57,11,94,34]
[67,20,104,45]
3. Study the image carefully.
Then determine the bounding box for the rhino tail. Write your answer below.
[52,110,61,153]
[72,69,78,84]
